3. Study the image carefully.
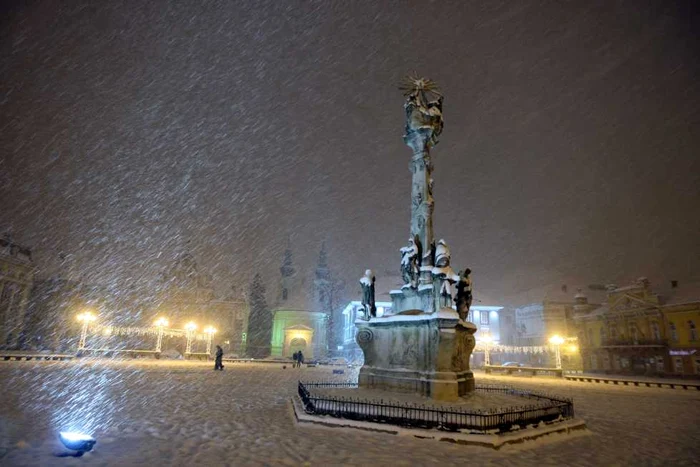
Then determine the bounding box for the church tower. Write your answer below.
[278,243,296,304]
[314,243,332,313]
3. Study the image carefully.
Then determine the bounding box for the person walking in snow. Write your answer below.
[297,350,304,368]
[214,345,224,371]
[292,351,299,368]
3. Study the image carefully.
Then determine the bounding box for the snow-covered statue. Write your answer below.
[400,235,422,288]
[432,239,456,308]
[360,269,376,320]
[434,239,451,268]
[454,268,473,321]
[400,74,444,150]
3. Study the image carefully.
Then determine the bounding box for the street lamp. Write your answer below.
[480,333,492,367]
[154,317,169,353]
[184,322,197,355]
[76,311,97,351]
[549,334,565,369]
[204,326,217,355]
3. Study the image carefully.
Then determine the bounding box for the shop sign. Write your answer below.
[669,349,697,356]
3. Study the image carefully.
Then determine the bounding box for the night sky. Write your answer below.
[1,0,698,304]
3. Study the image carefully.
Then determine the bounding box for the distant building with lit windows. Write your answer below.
[576,278,700,377]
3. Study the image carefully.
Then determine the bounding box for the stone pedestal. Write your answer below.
[356,308,477,401]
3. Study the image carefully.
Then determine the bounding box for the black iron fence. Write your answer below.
[298,381,574,433]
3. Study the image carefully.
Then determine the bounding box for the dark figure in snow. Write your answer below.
[214,345,224,370]
[297,351,304,367]
[292,351,299,368]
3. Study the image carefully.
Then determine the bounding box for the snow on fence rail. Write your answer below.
[565,375,700,390]
[297,381,574,433]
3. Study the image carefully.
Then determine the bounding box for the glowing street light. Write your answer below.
[154,317,169,353]
[549,334,565,369]
[184,322,197,355]
[480,332,492,366]
[76,311,97,351]
[204,326,217,355]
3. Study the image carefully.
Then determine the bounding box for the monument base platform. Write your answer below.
[355,308,477,401]
[359,367,475,400]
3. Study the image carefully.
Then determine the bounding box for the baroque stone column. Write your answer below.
[406,143,435,270]
[401,76,443,276]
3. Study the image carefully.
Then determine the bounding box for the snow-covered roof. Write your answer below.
[657,280,700,307]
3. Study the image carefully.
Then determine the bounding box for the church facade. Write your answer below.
[269,246,332,359]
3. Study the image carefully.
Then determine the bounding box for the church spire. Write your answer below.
[279,238,295,302]
[280,237,295,278]
[315,242,330,281]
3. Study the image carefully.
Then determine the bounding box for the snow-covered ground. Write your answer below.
[0,360,698,466]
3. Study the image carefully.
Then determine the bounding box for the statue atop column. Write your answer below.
[401,74,444,151]
[359,269,376,320]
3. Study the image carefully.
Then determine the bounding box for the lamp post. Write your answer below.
[549,335,565,369]
[184,322,197,355]
[204,326,217,355]
[76,311,97,351]
[154,317,169,353]
[481,333,492,367]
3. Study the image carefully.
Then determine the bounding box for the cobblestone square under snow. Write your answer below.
[1,360,698,466]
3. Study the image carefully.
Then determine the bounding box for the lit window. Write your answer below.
[669,322,678,342]
[480,312,489,325]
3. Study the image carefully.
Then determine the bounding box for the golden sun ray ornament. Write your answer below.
[399,72,442,99]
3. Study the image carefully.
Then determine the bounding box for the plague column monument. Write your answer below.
[355,75,477,400]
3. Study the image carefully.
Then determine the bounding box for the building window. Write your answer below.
[651,322,661,341]
[674,357,683,374]
[629,324,638,344]
[600,328,607,344]
[480,312,489,325]
[609,327,617,339]
[669,322,678,342]
[587,329,594,346]
[689,321,697,342]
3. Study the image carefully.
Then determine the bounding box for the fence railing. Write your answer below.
[298,381,574,433]
[601,338,667,347]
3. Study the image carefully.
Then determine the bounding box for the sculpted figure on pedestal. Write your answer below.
[400,235,422,288]
[454,268,473,321]
[360,269,376,320]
